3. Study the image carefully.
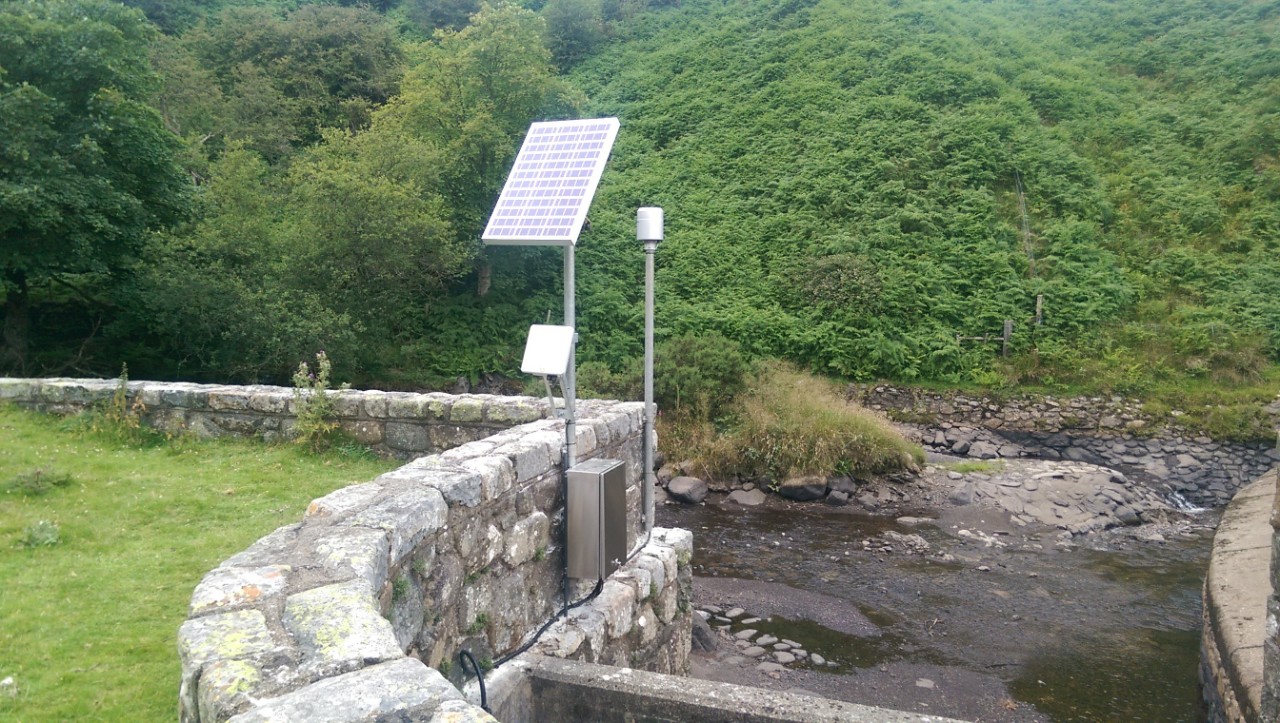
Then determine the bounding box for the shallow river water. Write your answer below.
[658,498,1214,722]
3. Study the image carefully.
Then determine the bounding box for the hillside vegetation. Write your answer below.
[1,0,1276,407]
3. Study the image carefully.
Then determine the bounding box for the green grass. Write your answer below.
[666,363,924,482]
[942,460,1005,474]
[0,405,397,721]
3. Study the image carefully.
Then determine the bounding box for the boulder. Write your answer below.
[691,614,717,652]
[727,489,766,506]
[824,490,850,506]
[667,476,709,504]
[828,476,859,495]
[968,441,999,459]
[778,476,828,501]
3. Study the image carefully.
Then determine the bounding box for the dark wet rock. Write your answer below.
[668,476,709,504]
[778,476,828,501]
[968,441,999,459]
[828,476,859,495]
[824,490,851,506]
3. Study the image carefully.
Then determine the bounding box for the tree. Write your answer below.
[168,5,404,162]
[0,0,188,372]
[542,0,606,69]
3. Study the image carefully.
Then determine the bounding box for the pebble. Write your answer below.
[811,654,826,666]
[703,605,723,615]
[725,607,745,619]
[741,617,761,625]
[757,662,785,673]
[742,646,766,658]
[977,565,991,572]
[916,678,936,690]
[774,652,796,664]
[782,639,801,648]
[756,634,778,646]
[733,629,757,640]
[773,643,791,651]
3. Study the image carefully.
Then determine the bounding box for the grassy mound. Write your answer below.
[663,363,922,484]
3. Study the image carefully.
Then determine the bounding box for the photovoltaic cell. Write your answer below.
[482,117,620,246]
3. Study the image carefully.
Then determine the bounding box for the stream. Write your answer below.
[658,497,1214,722]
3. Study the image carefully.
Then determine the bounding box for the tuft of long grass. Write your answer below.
[664,363,922,482]
[0,404,397,721]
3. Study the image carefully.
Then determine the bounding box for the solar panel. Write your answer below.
[482,117,620,246]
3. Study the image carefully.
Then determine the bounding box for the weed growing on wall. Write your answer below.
[291,351,346,451]
[73,365,161,446]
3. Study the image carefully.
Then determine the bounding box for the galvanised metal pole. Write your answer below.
[643,239,657,533]
[637,207,664,535]
[564,243,577,468]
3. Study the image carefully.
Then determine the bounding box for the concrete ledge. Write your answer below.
[489,655,966,723]
[1202,470,1275,721]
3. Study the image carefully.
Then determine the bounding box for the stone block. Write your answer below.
[226,658,457,723]
[634,554,666,594]
[209,413,259,436]
[197,658,262,722]
[607,414,632,448]
[386,422,430,453]
[505,439,554,484]
[361,391,389,418]
[247,392,289,414]
[179,610,294,721]
[566,606,609,662]
[459,455,517,503]
[190,565,291,616]
[539,621,587,657]
[386,393,426,419]
[488,399,545,425]
[450,397,484,423]
[329,390,363,417]
[339,419,384,446]
[306,482,384,519]
[349,486,448,563]
[207,389,251,411]
[431,424,479,452]
[455,520,503,574]
[505,512,550,567]
[575,424,599,458]
[221,524,301,569]
[0,379,35,401]
[420,394,453,420]
[416,465,485,508]
[429,699,499,723]
[282,579,401,675]
[598,580,637,639]
[314,527,390,584]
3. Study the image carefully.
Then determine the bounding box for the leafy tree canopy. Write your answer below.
[0,0,188,370]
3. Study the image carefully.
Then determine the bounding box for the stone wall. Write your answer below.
[0,376,550,458]
[0,378,693,722]
[851,384,1280,506]
[1199,472,1275,722]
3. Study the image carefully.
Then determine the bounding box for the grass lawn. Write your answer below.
[0,404,398,721]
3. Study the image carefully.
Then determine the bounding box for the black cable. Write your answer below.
[492,576,603,668]
[457,649,488,713]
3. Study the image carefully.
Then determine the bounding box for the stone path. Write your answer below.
[694,603,838,677]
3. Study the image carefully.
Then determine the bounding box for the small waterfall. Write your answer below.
[1167,491,1208,514]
